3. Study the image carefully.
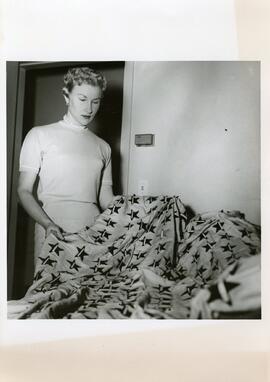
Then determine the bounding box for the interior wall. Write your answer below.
[124,61,260,224]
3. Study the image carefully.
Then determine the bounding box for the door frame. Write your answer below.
[119,61,135,195]
[7,61,133,299]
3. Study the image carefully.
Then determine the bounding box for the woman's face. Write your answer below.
[64,83,102,126]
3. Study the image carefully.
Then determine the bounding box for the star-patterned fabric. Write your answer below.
[8,196,261,319]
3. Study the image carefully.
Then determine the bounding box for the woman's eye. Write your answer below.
[79,98,86,102]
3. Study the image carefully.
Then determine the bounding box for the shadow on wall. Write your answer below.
[90,83,124,195]
[185,205,196,222]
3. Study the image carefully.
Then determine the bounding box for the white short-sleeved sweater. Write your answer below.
[19,116,113,231]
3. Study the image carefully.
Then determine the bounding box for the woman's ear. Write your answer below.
[62,87,69,105]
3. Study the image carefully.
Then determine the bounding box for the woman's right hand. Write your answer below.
[45,223,65,241]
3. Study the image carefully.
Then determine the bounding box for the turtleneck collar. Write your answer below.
[60,114,88,132]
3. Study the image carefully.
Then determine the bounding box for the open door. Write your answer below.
[7,61,125,299]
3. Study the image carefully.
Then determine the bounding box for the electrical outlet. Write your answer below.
[138,180,148,196]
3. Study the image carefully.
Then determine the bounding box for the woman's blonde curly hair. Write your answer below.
[63,67,107,93]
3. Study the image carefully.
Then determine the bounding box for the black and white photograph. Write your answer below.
[1,0,270,381]
[7,61,261,320]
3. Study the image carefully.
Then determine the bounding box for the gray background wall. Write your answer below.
[122,61,260,224]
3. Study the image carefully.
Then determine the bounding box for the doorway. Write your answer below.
[7,61,125,299]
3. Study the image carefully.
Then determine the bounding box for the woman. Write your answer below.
[17,67,115,261]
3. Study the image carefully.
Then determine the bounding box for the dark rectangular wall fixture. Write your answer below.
[135,134,155,146]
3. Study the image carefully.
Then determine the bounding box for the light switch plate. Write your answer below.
[138,180,148,196]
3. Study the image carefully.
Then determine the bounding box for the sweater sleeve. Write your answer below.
[19,128,42,174]
[101,142,113,186]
